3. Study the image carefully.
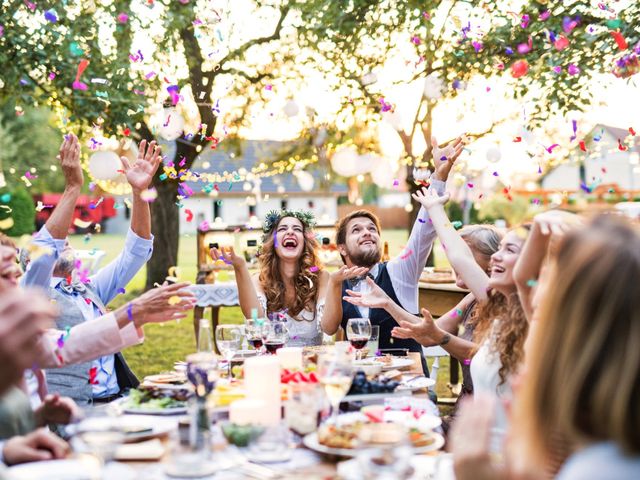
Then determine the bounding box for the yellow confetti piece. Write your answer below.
[94,223,102,233]
[167,266,180,279]
[168,296,181,306]
[0,205,12,213]
[124,198,133,209]
[140,188,158,202]
[0,218,14,230]
[73,218,92,229]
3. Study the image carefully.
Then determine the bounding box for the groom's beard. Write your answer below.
[346,245,381,268]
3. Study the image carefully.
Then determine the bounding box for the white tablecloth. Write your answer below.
[188,283,240,307]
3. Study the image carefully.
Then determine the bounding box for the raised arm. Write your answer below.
[210,246,261,318]
[413,187,490,302]
[387,136,465,303]
[321,265,369,335]
[120,139,162,240]
[22,134,83,288]
[514,210,578,321]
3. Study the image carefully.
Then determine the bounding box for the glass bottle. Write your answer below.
[381,241,390,262]
[197,316,213,353]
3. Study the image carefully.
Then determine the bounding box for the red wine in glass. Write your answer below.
[349,337,369,349]
[264,341,284,354]
[249,337,263,349]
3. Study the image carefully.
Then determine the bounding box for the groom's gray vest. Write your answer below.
[45,283,139,405]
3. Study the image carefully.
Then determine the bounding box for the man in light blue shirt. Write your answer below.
[22,134,163,404]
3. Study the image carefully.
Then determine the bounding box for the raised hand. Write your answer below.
[392,307,441,346]
[130,282,197,326]
[121,139,162,193]
[533,210,579,236]
[412,186,450,210]
[210,245,246,269]
[57,134,83,189]
[329,265,370,285]
[431,135,464,182]
[343,277,390,309]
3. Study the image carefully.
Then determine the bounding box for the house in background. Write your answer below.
[117,140,347,235]
[541,124,640,192]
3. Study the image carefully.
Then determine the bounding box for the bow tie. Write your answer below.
[348,273,374,289]
[59,280,87,294]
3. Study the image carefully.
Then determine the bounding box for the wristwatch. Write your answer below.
[439,333,451,346]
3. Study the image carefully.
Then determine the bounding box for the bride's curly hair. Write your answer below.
[258,216,323,318]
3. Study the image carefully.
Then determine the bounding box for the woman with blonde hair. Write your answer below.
[212,210,329,347]
[452,214,640,479]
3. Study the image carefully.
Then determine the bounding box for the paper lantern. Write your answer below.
[330,146,360,177]
[361,72,378,86]
[158,107,185,141]
[295,170,315,192]
[371,156,397,188]
[355,153,378,176]
[88,150,122,180]
[486,146,502,163]
[423,73,445,100]
[283,100,300,118]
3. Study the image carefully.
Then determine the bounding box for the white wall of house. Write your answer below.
[178,195,339,234]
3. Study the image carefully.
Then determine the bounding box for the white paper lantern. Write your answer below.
[88,150,122,180]
[383,111,404,131]
[371,156,397,188]
[283,100,300,118]
[485,146,502,163]
[423,73,445,100]
[361,72,378,86]
[330,146,360,177]
[295,170,315,192]
[355,153,378,176]
[158,107,185,141]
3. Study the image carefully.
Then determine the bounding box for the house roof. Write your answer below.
[160,139,348,196]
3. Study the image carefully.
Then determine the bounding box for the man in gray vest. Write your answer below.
[22,134,163,405]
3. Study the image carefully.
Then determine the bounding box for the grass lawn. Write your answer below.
[66,230,455,399]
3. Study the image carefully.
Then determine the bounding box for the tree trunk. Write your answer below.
[145,178,180,290]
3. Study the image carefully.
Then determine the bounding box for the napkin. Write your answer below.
[114,439,165,461]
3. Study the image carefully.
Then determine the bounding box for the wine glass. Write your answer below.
[317,352,353,424]
[215,325,243,378]
[245,318,268,353]
[264,321,288,354]
[346,318,372,360]
[186,352,218,398]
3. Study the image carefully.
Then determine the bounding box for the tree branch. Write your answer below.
[217,68,274,83]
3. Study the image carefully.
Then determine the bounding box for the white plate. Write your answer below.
[8,459,136,480]
[337,411,442,431]
[68,415,178,442]
[370,357,415,371]
[114,397,188,416]
[338,453,454,480]
[302,431,444,458]
[396,376,436,391]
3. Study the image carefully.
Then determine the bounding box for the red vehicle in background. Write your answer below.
[33,194,117,233]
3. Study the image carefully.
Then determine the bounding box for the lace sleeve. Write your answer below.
[257,294,268,316]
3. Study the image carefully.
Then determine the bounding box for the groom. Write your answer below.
[322,136,463,374]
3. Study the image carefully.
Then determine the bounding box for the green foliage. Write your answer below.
[477,193,532,227]
[0,187,35,236]
[0,105,66,193]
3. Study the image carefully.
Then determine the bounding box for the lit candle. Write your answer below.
[243,356,281,425]
[276,347,303,370]
[229,399,266,426]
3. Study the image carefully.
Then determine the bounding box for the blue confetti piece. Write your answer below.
[127,303,133,321]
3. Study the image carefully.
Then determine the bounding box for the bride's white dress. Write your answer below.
[257,294,324,347]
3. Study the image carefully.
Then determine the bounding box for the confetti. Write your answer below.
[418,218,426,223]
[273,230,278,248]
[198,220,210,231]
[117,287,126,295]
[630,127,636,136]
[72,59,90,90]
[309,266,319,273]
[185,209,194,222]
[618,139,628,151]
[526,279,538,287]
[554,35,569,51]
[127,303,133,321]
[467,183,474,188]
[567,64,580,75]
[400,248,413,260]
[44,9,58,23]
[451,221,463,229]
[511,59,528,78]
[168,296,181,306]
[73,218,92,229]
[611,31,628,50]
[56,334,65,349]
[88,367,98,385]
[545,143,560,154]
[513,137,522,142]
[140,188,158,202]
[579,140,587,152]
[117,12,129,23]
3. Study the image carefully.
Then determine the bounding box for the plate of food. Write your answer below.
[142,372,189,390]
[371,355,416,371]
[304,412,444,457]
[119,386,190,415]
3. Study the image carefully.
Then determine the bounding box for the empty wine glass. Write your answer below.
[317,352,353,424]
[215,325,243,378]
[264,321,288,354]
[346,318,372,360]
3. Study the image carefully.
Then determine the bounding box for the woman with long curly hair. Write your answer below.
[409,187,529,451]
[211,210,329,347]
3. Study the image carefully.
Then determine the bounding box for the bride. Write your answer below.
[211,210,335,347]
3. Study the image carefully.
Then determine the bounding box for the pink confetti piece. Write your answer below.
[309,266,319,273]
[400,248,413,260]
[72,59,89,91]
[467,183,474,188]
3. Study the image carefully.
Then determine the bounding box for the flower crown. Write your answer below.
[262,209,316,236]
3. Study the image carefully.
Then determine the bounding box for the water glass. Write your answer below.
[366,325,380,356]
[215,325,243,377]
